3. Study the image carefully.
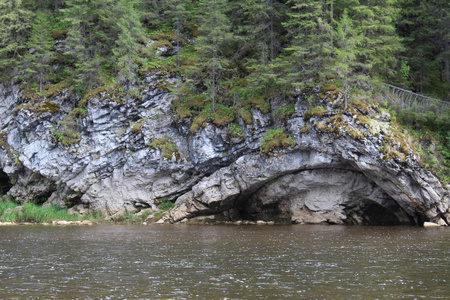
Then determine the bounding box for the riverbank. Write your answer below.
[1,200,447,227]
[0,200,171,226]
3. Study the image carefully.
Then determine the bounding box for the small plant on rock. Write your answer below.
[260,128,296,155]
[304,106,328,121]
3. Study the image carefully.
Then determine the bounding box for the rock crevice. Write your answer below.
[0,78,448,225]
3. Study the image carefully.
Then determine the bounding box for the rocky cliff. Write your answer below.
[0,75,448,225]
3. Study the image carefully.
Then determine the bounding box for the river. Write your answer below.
[0,225,449,299]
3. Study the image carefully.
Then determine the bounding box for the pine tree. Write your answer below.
[0,0,33,86]
[280,0,334,89]
[163,0,190,69]
[350,0,402,81]
[113,0,147,88]
[62,0,120,91]
[20,11,54,92]
[398,0,449,98]
[330,9,362,110]
[186,0,234,111]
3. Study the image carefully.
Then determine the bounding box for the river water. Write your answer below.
[0,225,448,299]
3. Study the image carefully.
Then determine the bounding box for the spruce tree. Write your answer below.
[163,0,190,69]
[236,0,288,96]
[350,0,402,82]
[330,9,362,110]
[62,0,119,91]
[20,11,54,92]
[113,0,147,88]
[186,0,233,111]
[281,0,333,88]
[0,0,33,86]
[398,0,449,98]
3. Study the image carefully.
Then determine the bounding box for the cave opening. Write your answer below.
[233,168,419,226]
[0,169,12,196]
[344,199,415,226]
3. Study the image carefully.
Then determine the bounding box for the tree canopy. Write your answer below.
[0,0,447,100]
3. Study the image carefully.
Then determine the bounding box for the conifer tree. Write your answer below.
[62,0,119,90]
[20,11,54,92]
[236,0,288,96]
[163,0,190,69]
[280,0,334,90]
[350,0,402,81]
[398,0,449,98]
[113,0,147,88]
[0,0,33,86]
[330,9,362,110]
[186,0,233,111]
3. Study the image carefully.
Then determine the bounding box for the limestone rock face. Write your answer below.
[0,76,448,225]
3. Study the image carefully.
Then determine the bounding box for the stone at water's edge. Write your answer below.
[0,76,449,226]
[423,222,444,228]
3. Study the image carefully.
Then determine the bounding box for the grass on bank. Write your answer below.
[0,201,100,223]
[110,200,175,224]
[0,198,176,224]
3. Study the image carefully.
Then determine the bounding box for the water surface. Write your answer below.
[0,225,449,299]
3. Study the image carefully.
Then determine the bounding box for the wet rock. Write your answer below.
[423,222,441,228]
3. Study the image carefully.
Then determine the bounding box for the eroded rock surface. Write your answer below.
[0,77,448,225]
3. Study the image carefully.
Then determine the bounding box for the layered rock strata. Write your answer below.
[0,77,448,225]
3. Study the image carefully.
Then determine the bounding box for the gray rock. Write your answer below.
[0,74,448,226]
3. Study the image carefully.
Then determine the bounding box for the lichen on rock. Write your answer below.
[0,79,448,226]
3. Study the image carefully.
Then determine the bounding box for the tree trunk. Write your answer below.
[212,49,216,112]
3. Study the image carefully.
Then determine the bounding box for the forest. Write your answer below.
[1,0,448,97]
[0,0,449,182]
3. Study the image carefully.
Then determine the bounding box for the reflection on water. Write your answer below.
[0,225,449,299]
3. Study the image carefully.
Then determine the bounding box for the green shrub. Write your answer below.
[274,104,295,120]
[131,122,144,134]
[53,115,81,146]
[261,128,297,154]
[229,123,244,138]
[148,137,180,160]
[304,106,328,121]
[158,200,175,211]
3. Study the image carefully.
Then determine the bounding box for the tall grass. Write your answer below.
[0,201,18,217]
[0,201,102,223]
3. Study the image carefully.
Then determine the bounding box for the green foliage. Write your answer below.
[158,200,175,211]
[401,126,450,186]
[280,0,333,87]
[112,0,147,88]
[0,201,18,217]
[260,128,296,154]
[329,9,363,109]
[229,123,244,138]
[53,115,81,146]
[274,104,295,120]
[189,104,235,133]
[0,0,33,84]
[183,0,234,111]
[304,106,328,121]
[131,122,143,135]
[0,202,82,223]
[397,0,449,98]
[18,11,54,92]
[148,137,180,160]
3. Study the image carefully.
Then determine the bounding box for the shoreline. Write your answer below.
[0,220,446,227]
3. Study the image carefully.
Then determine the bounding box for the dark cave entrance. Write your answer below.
[0,169,12,196]
[344,199,416,226]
